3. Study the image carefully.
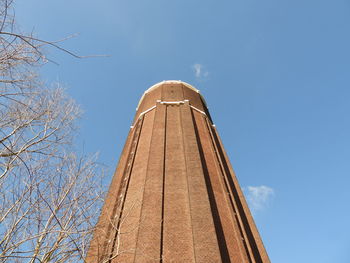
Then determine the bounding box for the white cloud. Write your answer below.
[192,63,209,79]
[245,185,274,213]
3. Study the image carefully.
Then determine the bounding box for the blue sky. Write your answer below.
[15,0,350,261]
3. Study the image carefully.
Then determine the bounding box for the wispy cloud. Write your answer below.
[245,185,274,213]
[192,63,209,79]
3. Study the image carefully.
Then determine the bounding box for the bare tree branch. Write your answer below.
[0,1,105,262]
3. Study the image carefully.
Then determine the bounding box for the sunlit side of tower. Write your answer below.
[86,81,269,262]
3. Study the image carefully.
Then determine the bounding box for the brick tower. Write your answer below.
[87,81,269,262]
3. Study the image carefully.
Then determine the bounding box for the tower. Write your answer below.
[87,81,269,262]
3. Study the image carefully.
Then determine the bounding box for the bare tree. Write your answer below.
[0,1,104,262]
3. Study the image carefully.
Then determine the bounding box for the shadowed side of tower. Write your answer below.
[86,81,270,263]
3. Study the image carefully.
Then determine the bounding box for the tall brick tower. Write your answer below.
[87,81,269,262]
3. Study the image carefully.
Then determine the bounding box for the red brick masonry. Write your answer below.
[86,81,270,263]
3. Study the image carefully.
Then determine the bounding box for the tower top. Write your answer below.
[137,80,207,110]
[147,80,199,94]
[135,80,210,124]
